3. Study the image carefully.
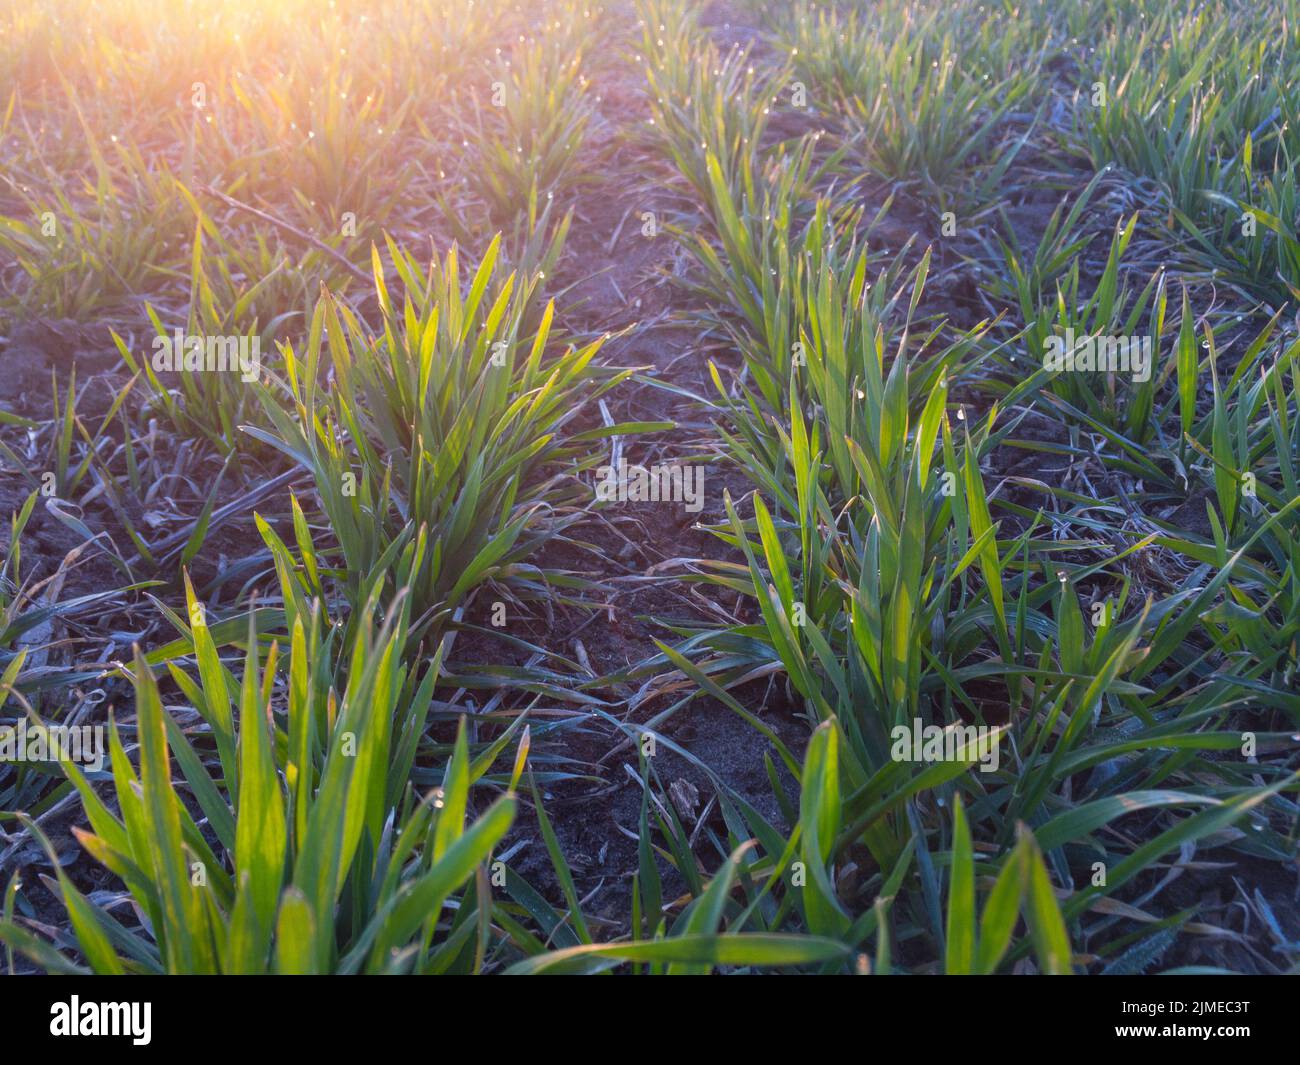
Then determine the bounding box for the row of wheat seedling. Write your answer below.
[634,0,1299,972]
[2,227,836,971]
[2,2,640,973]
[0,1,607,742]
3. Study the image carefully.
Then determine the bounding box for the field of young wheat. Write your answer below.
[0,0,1297,982]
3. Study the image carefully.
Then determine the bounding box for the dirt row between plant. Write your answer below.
[471,0,809,925]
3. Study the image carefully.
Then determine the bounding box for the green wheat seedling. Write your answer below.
[0,492,144,826]
[506,704,1282,974]
[1026,221,1163,442]
[0,607,522,973]
[248,236,651,645]
[980,175,1171,445]
[679,154,866,412]
[672,469,1300,952]
[640,9,781,213]
[1175,318,1300,538]
[942,796,1074,974]
[462,37,594,226]
[8,367,166,578]
[113,196,330,460]
[685,392,1011,778]
[662,270,1009,789]
[437,176,575,285]
[1076,4,1288,222]
[0,131,190,320]
[1184,143,1300,310]
[767,1,1038,209]
[1157,327,1300,711]
[769,1,934,109]
[0,492,134,694]
[845,37,1036,209]
[640,1,902,418]
[189,54,415,236]
[704,222,988,525]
